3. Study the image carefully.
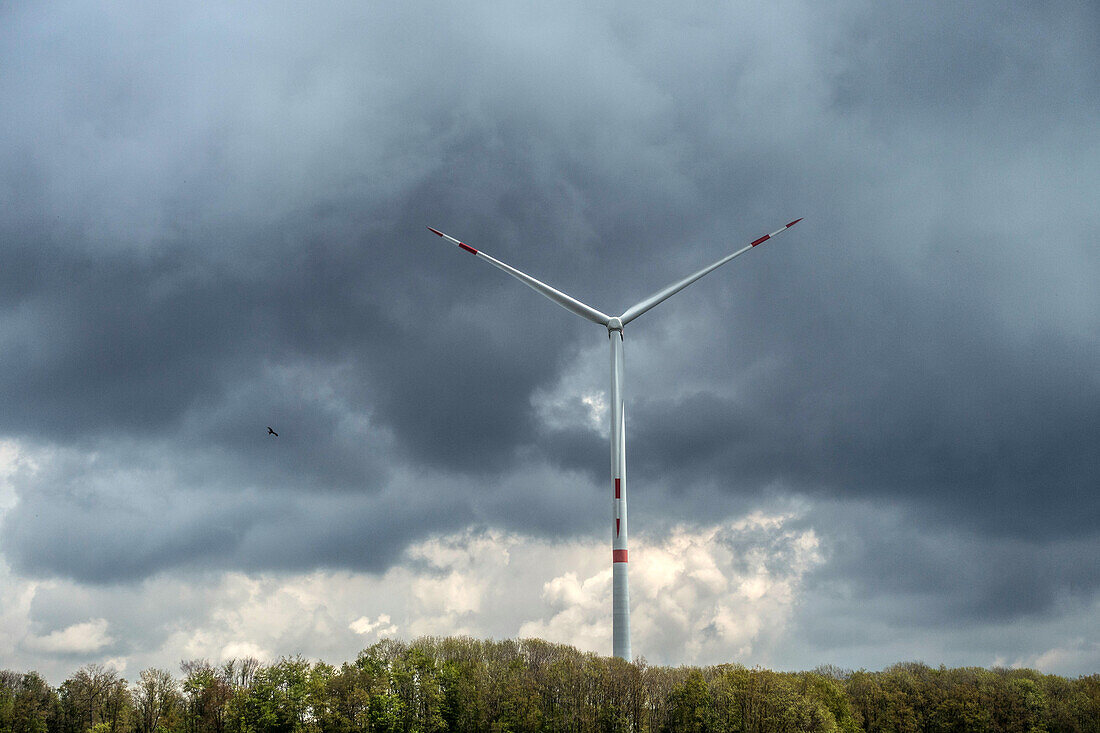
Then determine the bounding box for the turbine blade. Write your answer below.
[427,227,612,326]
[618,218,803,326]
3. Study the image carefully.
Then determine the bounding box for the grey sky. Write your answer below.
[1,1,1098,681]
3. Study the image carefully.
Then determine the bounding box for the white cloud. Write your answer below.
[349,614,397,637]
[0,441,52,662]
[219,642,270,662]
[3,502,1096,683]
[581,392,607,430]
[1009,637,1100,675]
[521,517,823,665]
[530,342,607,434]
[1,509,822,681]
[26,618,113,654]
[103,656,129,673]
[0,438,34,512]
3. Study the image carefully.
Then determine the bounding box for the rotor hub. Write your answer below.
[607,317,623,333]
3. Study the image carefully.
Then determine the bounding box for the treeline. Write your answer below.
[3,637,1099,732]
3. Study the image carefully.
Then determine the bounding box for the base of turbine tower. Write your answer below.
[612,560,632,660]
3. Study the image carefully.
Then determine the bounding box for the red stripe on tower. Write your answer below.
[458,242,478,254]
[613,549,628,563]
[751,234,770,246]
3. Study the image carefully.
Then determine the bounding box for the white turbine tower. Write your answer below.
[427,218,802,660]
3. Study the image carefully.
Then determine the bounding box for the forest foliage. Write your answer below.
[3,636,1099,732]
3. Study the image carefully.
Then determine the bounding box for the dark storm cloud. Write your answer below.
[1,439,476,582]
[784,501,1100,667]
[625,279,1100,538]
[0,0,1097,632]
[0,224,400,485]
[831,3,1099,126]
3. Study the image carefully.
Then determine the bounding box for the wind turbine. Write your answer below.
[427,218,802,660]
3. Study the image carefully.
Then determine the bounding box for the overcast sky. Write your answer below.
[1,1,1098,683]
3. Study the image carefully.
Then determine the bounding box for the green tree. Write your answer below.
[662,669,714,733]
[800,671,857,733]
[390,646,445,732]
[231,656,318,733]
[0,671,13,733]
[181,660,232,733]
[58,665,130,733]
[13,634,1100,733]
[1,671,59,733]
[132,668,180,733]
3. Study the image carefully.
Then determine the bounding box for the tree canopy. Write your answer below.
[3,637,1098,732]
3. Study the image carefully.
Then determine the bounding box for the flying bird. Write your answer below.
[267,427,278,437]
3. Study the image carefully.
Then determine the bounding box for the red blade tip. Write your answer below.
[426,226,444,237]
[786,218,803,228]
